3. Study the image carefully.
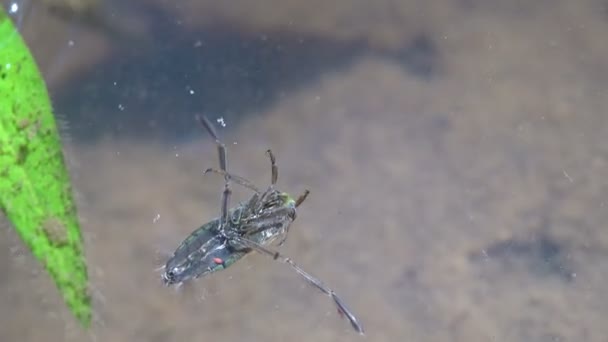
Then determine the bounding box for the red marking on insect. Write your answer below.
[213,257,224,265]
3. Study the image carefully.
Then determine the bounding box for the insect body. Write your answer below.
[162,115,364,335]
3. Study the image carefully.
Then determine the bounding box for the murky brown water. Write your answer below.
[2,1,608,341]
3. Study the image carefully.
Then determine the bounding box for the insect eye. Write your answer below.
[164,270,176,283]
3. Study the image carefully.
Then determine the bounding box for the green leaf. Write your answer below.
[0,7,91,327]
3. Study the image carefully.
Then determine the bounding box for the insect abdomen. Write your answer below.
[172,220,220,258]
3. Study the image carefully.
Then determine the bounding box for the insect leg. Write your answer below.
[219,183,231,229]
[266,149,278,185]
[295,190,310,208]
[243,193,260,216]
[231,235,364,335]
[204,168,261,193]
[196,115,227,173]
[239,206,295,236]
[196,115,231,228]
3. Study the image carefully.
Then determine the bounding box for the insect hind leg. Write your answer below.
[196,115,232,228]
[231,235,364,335]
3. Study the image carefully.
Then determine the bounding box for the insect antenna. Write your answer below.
[295,190,310,208]
[231,235,365,335]
[196,115,232,229]
[266,149,278,185]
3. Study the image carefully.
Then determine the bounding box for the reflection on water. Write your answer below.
[2,1,608,341]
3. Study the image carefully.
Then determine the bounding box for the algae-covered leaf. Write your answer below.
[0,6,91,327]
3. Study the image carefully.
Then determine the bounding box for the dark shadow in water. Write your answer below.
[50,3,440,142]
[470,232,575,283]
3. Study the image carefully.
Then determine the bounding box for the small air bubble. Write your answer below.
[68,40,75,47]
[9,3,19,14]
[481,249,489,259]
[118,104,125,111]
[216,117,226,127]
[563,170,573,183]
[189,89,195,95]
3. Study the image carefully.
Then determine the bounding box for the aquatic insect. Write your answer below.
[161,115,364,335]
